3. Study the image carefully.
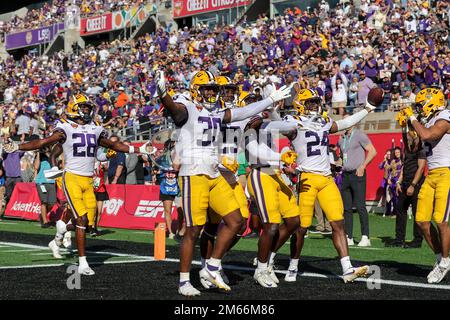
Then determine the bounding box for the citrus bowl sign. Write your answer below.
[173,0,252,18]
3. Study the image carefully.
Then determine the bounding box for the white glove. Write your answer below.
[138,141,157,155]
[268,84,293,103]
[155,70,167,98]
[44,166,63,179]
[2,140,19,153]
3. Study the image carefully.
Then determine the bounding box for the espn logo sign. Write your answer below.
[134,200,165,218]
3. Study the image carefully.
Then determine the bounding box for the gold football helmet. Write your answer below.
[414,88,445,122]
[215,75,238,109]
[293,89,323,116]
[67,94,95,122]
[189,71,220,110]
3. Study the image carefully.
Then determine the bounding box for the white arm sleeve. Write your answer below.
[266,108,282,121]
[262,121,297,134]
[246,139,281,162]
[96,148,108,162]
[335,109,369,131]
[230,97,274,122]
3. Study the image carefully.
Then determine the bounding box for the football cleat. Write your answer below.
[78,265,95,276]
[267,265,279,284]
[178,281,201,297]
[284,269,298,282]
[254,269,278,288]
[427,264,450,284]
[48,240,63,259]
[199,270,217,289]
[199,267,231,291]
[427,262,439,280]
[343,265,369,283]
[63,231,72,249]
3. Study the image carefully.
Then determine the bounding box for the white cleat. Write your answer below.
[347,237,354,246]
[284,269,298,282]
[268,265,279,284]
[48,240,63,259]
[427,262,439,280]
[427,264,450,284]
[178,282,201,297]
[254,269,278,288]
[357,235,371,247]
[253,257,257,266]
[199,267,231,291]
[343,265,369,283]
[63,231,72,249]
[78,265,95,276]
[199,270,217,289]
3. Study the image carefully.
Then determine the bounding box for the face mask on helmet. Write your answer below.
[198,84,220,110]
[303,98,323,116]
[78,103,94,123]
[221,84,238,108]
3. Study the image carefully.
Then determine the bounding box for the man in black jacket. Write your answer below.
[387,128,425,248]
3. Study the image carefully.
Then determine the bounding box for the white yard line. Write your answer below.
[2,249,48,253]
[1,241,449,291]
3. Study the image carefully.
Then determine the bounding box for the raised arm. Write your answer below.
[223,85,293,123]
[155,71,188,127]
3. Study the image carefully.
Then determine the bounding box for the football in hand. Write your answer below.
[367,87,385,107]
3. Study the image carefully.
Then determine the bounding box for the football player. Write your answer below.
[258,89,378,283]
[245,114,300,288]
[400,88,450,283]
[155,70,292,296]
[2,94,148,275]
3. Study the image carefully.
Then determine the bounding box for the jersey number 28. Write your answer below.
[73,133,96,157]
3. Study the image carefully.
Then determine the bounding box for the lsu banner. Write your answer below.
[99,184,177,231]
[80,13,112,36]
[112,3,157,30]
[5,23,65,50]
[173,0,252,18]
[5,183,41,220]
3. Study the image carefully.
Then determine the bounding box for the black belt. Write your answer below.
[343,170,357,174]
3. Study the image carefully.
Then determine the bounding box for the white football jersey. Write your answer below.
[423,109,450,170]
[174,94,226,178]
[287,115,334,176]
[53,119,108,176]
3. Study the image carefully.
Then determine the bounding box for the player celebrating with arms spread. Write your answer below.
[155,70,292,296]
[400,88,450,284]
[2,94,148,276]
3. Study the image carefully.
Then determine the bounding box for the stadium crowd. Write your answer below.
[0,0,161,35]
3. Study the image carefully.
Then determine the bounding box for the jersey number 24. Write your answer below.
[306,131,329,157]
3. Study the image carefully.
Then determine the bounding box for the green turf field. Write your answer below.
[0,213,437,268]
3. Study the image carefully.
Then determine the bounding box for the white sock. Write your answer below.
[79,256,88,268]
[208,257,221,269]
[436,254,442,264]
[289,258,299,271]
[439,257,450,268]
[340,256,353,274]
[180,272,190,283]
[257,260,268,271]
[269,252,276,266]
[55,233,63,242]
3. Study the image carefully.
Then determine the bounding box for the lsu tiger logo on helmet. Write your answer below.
[414,88,445,122]
[67,94,95,123]
[189,71,220,110]
[293,89,323,117]
[215,75,239,109]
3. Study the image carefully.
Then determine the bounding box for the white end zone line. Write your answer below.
[1,241,449,291]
